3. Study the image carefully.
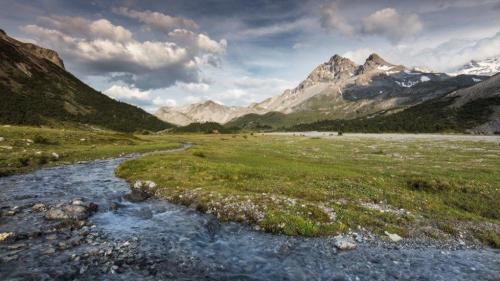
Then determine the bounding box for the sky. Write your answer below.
[1,0,500,112]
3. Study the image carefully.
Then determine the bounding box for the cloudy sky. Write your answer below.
[2,0,500,111]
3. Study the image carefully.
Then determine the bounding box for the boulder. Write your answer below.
[384,231,403,242]
[45,200,97,221]
[51,152,59,160]
[124,189,151,203]
[0,232,14,242]
[32,203,47,212]
[334,236,357,250]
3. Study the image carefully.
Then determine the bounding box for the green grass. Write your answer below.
[0,125,182,176]
[116,134,500,246]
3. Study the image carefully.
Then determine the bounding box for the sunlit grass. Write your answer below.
[116,134,500,246]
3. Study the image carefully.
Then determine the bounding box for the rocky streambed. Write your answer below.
[0,149,499,280]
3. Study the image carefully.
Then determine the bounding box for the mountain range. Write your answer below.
[1,29,498,134]
[156,54,497,132]
[0,29,172,132]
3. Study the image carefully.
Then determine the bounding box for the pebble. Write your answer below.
[385,231,403,242]
[0,232,15,242]
[32,203,47,212]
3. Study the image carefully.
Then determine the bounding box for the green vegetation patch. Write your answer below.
[116,134,500,245]
[0,125,182,176]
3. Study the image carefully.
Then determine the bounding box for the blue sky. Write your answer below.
[1,0,500,111]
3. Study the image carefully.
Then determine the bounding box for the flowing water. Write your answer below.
[0,148,498,280]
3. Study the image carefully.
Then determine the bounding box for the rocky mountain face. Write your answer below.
[157,53,485,126]
[155,101,247,126]
[449,56,500,76]
[0,29,171,132]
[0,29,65,69]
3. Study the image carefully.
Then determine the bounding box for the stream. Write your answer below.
[0,147,498,281]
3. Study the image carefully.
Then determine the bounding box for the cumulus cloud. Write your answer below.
[104,84,152,106]
[40,16,132,42]
[320,4,423,43]
[342,32,500,72]
[21,14,226,90]
[361,8,423,43]
[178,82,210,93]
[114,7,198,32]
[168,29,227,54]
[320,2,354,35]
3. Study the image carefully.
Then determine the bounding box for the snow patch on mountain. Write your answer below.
[449,56,500,76]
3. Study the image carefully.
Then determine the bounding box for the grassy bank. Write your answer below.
[0,125,182,176]
[116,134,500,246]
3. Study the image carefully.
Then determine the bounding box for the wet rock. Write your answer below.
[334,236,357,250]
[124,189,151,202]
[385,231,403,242]
[0,232,15,242]
[32,203,47,212]
[45,200,97,221]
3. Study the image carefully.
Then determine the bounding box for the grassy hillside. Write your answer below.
[0,33,173,132]
[173,122,239,134]
[288,96,500,133]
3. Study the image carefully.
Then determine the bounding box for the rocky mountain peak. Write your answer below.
[362,53,393,70]
[305,54,357,84]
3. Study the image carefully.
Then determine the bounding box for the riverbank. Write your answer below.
[116,133,500,247]
[0,125,182,176]
[1,153,498,280]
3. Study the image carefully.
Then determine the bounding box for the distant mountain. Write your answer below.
[449,56,500,76]
[159,53,485,126]
[288,74,500,134]
[155,100,247,126]
[0,29,172,132]
[227,54,484,128]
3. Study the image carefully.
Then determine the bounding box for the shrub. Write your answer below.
[17,157,30,167]
[33,135,55,145]
[406,179,452,193]
[36,155,49,165]
[192,151,206,158]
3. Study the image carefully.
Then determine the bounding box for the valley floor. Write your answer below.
[116,132,500,247]
[0,125,182,176]
[1,126,499,247]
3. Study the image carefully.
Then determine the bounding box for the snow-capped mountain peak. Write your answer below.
[449,56,500,76]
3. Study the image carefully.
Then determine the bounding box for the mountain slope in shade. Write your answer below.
[288,74,500,134]
[0,29,172,132]
[449,56,500,77]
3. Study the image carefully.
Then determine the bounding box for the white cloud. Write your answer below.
[104,84,151,102]
[342,32,500,72]
[178,82,210,93]
[361,8,423,43]
[236,18,313,38]
[168,29,227,54]
[21,13,227,90]
[40,16,132,42]
[320,2,354,35]
[320,5,423,44]
[114,7,198,32]
[153,97,177,107]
